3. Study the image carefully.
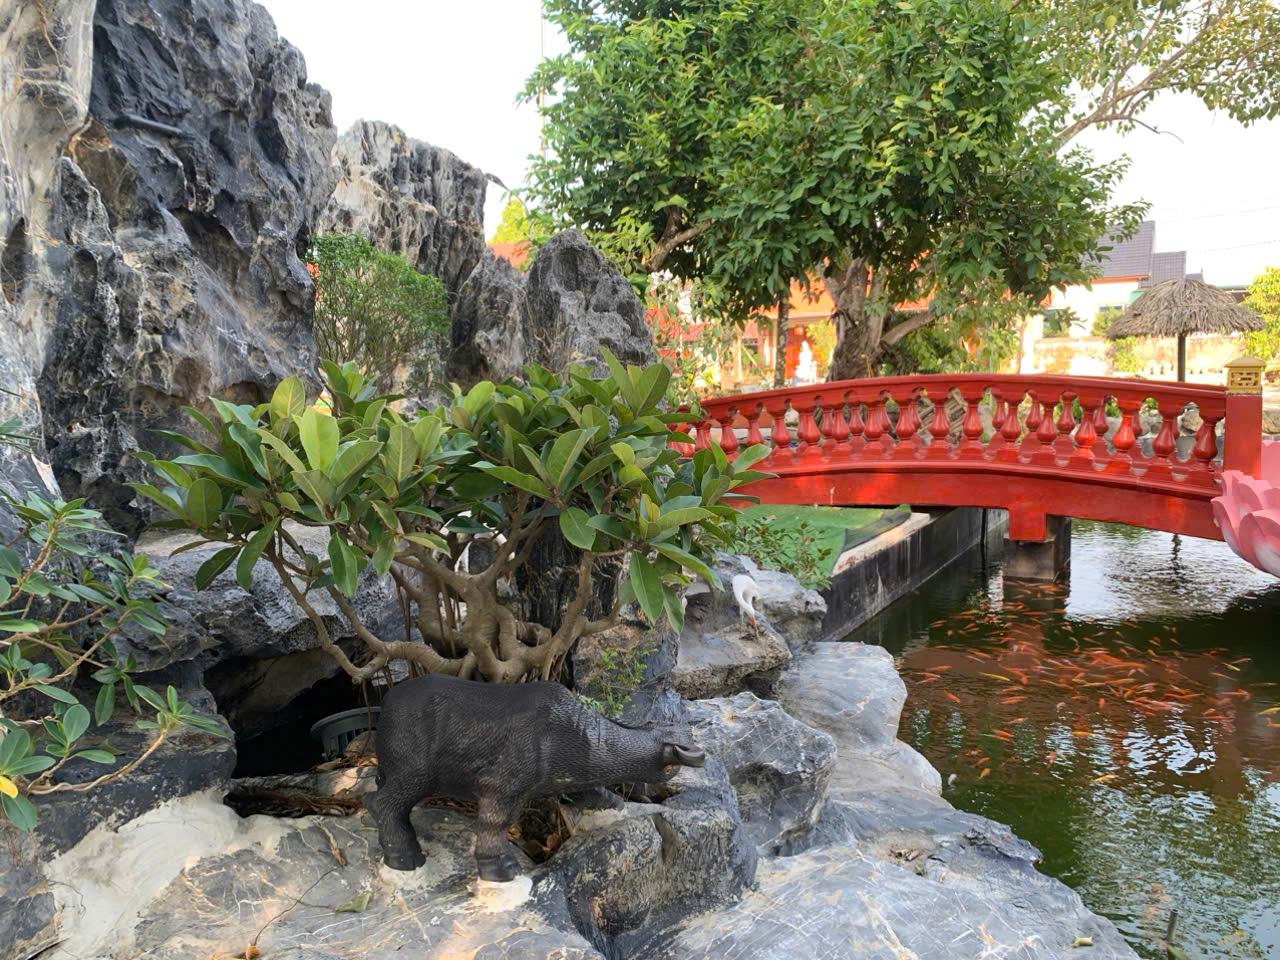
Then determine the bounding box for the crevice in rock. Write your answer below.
[213,665,374,778]
[2,219,31,304]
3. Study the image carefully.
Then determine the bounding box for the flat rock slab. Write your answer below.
[647,840,1136,959]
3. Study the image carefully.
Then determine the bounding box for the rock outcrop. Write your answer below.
[2,0,337,536]
[687,692,835,853]
[320,120,489,299]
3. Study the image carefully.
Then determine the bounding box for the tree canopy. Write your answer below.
[490,198,533,246]
[526,0,1142,376]
[526,0,1276,380]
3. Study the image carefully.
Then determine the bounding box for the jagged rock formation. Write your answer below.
[320,120,488,299]
[1,0,336,537]
[320,121,657,389]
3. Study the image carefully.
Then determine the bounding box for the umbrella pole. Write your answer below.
[1177,333,1187,382]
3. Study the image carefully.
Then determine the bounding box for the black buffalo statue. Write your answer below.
[366,674,706,881]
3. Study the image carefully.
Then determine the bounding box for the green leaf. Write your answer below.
[296,409,339,472]
[328,533,359,597]
[254,429,307,473]
[236,520,279,591]
[474,464,550,499]
[663,586,685,634]
[195,545,241,589]
[546,428,594,490]
[74,749,117,765]
[652,542,718,585]
[1,792,38,831]
[184,477,223,528]
[293,470,336,510]
[4,754,55,776]
[559,507,596,550]
[271,376,307,422]
[653,506,714,532]
[628,553,664,624]
[371,536,396,576]
[405,532,448,553]
[331,439,384,486]
[383,424,419,484]
[0,618,45,634]
[32,685,79,705]
[62,704,90,743]
[95,682,116,726]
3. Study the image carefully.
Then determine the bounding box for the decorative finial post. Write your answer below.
[1223,356,1264,476]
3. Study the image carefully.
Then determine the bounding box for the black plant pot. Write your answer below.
[310,706,380,760]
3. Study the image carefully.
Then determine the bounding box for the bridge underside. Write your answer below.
[739,461,1221,542]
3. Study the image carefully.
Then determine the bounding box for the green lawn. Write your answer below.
[737,504,910,581]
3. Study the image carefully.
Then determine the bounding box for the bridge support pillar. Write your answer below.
[1004,515,1071,582]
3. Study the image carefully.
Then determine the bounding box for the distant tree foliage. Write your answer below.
[490,198,532,246]
[1243,266,1280,374]
[1046,0,1280,143]
[307,234,448,397]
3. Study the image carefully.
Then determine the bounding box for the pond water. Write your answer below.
[847,520,1280,960]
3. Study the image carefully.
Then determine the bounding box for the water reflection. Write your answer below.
[848,523,1280,960]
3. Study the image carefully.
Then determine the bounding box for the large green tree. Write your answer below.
[1242,266,1280,373]
[527,0,1278,383]
[824,0,1280,377]
[526,0,1140,384]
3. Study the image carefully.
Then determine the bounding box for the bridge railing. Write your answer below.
[685,372,1261,492]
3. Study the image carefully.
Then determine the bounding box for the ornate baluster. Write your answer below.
[767,401,792,456]
[847,399,866,455]
[1190,413,1223,481]
[1031,393,1059,464]
[694,420,713,452]
[958,387,985,459]
[745,405,765,448]
[1106,399,1139,475]
[926,392,951,458]
[825,396,852,456]
[717,408,739,456]
[994,391,1024,462]
[1146,404,1180,480]
[1071,395,1099,463]
[894,392,923,457]
[1053,391,1077,459]
[796,396,822,458]
[863,396,887,456]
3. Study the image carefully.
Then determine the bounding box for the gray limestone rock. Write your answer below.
[520,229,657,377]
[0,0,339,537]
[671,617,791,699]
[686,692,836,853]
[320,120,488,299]
[778,641,942,795]
[641,837,1137,959]
[449,228,657,389]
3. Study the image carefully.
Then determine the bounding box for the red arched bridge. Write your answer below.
[677,365,1268,547]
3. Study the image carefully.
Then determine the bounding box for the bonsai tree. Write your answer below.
[134,355,770,684]
[0,419,226,832]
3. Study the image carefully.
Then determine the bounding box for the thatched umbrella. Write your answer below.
[1106,277,1263,381]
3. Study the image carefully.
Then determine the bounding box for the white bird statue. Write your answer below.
[732,574,760,630]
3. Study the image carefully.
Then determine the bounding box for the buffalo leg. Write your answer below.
[474,793,520,882]
[367,780,425,871]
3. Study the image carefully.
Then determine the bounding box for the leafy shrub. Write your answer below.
[577,640,654,718]
[0,420,225,831]
[308,234,449,397]
[135,354,771,685]
[731,514,831,590]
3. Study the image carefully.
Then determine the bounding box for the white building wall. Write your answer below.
[1047,280,1143,335]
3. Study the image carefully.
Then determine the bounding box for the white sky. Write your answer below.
[259,0,1280,287]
